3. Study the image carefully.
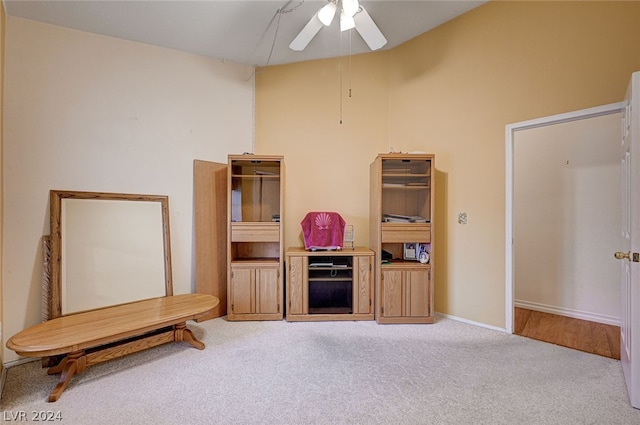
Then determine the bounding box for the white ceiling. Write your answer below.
[4,0,486,67]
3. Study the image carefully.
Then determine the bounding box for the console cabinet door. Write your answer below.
[287,256,305,315]
[230,267,254,314]
[405,269,430,317]
[353,256,373,315]
[230,265,280,315]
[256,267,280,314]
[381,269,404,317]
[381,268,430,318]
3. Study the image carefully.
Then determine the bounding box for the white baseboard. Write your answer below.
[514,300,620,326]
[435,311,508,333]
[0,364,5,399]
[3,356,40,369]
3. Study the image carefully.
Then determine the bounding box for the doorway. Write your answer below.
[505,103,625,351]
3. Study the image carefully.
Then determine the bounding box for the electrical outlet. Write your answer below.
[458,212,467,225]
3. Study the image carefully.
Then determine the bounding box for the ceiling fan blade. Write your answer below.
[289,15,323,51]
[354,6,387,50]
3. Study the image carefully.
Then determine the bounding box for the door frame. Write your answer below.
[504,102,625,333]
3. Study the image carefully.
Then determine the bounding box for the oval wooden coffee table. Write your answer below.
[7,293,219,402]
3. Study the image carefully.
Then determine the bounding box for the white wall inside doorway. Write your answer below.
[505,102,625,332]
[513,113,621,325]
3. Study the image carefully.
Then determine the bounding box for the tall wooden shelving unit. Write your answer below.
[370,154,435,324]
[227,154,284,321]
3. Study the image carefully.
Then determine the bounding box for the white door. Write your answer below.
[617,71,640,409]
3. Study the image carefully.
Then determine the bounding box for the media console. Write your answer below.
[285,247,374,321]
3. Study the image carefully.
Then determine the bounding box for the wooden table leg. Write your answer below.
[174,323,205,350]
[47,356,69,375]
[47,351,87,402]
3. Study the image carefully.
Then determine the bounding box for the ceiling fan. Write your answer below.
[289,0,387,52]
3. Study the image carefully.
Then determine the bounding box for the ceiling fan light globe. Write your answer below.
[342,0,359,17]
[318,2,337,26]
[340,11,355,31]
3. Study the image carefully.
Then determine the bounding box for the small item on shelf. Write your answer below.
[419,250,430,264]
[404,243,430,262]
[383,214,428,223]
[403,243,417,260]
[309,262,333,267]
[418,243,430,264]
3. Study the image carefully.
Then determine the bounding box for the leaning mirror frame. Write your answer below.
[47,190,173,320]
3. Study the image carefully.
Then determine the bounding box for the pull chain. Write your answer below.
[340,29,354,124]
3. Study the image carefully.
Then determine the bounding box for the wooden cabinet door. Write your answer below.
[382,267,430,318]
[287,256,305,315]
[353,256,372,315]
[194,160,227,320]
[405,269,430,317]
[230,267,254,314]
[382,269,403,317]
[256,267,280,314]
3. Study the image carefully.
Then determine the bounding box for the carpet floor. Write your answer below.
[2,316,639,425]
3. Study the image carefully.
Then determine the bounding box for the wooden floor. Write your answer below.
[514,307,620,360]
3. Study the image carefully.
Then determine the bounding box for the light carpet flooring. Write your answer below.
[1,316,639,425]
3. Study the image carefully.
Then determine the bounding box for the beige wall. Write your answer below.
[256,52,390,249]
[256,1,640,328]
[2,17,254,363]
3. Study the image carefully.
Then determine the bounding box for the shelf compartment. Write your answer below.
[382,175,430,187]
[230,159,281,223]
[308,280,352,314]
[308,307,353,315]
[309,268,353,281]
[230,258,280,265]
[230,159,282,175]
[380,158,431,221]
[382,159,430,175]
[231,241,280,261]
[381,190,430,221]
[308,277,352,282]
[381,261,431,268]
